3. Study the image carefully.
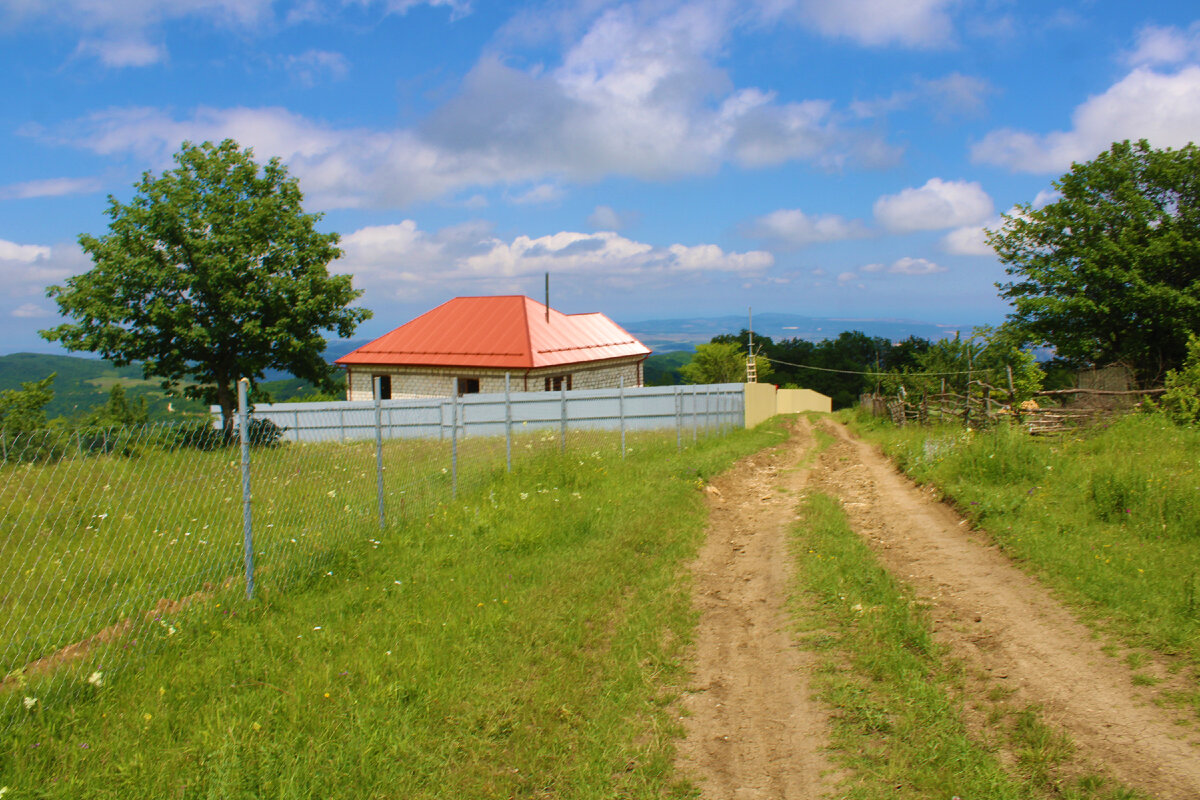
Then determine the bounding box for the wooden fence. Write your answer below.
[860,384,1166,435]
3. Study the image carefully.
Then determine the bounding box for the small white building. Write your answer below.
[335,295,652,401]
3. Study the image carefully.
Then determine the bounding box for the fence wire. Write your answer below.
[0,382,743,730]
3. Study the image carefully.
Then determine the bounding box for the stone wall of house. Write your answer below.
[345,357,645,401]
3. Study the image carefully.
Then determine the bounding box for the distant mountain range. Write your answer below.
[616,313,972,353]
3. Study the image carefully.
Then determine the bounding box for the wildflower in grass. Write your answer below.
[88,671,103,687]
[520,492,529,500]
[143,713,152,723]
[23,696,37,709]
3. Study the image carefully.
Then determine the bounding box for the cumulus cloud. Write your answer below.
[972,66,1200,174]
[791,0,957,48]
[747,208,871,248]
[940,223,994,256]
[37,3,896,208]
[338,219,772,297]
[873,178,994,232]
[1125,23,1200,67]
[0,238,90,315]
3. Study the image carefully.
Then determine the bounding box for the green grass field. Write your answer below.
[0,421,784,798]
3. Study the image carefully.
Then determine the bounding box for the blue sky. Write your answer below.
[2,0,1199,354]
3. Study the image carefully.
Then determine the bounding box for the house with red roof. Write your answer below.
[334,296,652,400]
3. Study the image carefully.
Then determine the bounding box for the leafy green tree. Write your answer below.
[680,341,771,384]
[83,384,150,427]
[881,328,1042,402]
[42,139,371,434]
[1150,333,1200,424]
[0,374,56,433]
[988,139,1200,385]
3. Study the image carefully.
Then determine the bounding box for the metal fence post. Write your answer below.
[705,388,711,435]
[451,379,459,499]
[619,376,626,459]
[692,385,698,443]
[505,372,512,473]
[560,382,567,453]
[237,378,255,600]
[374,377,386,529]
[675,386,682,451]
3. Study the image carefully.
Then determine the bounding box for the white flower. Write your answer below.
[327,490,337,498]
[23,696,37,709]
[87,671,103,687]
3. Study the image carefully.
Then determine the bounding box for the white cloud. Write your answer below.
[861,256,947,275]
[836,271,858,284]
[41,2,896,207]
[972,66,1200,174]
[0,176,103,200]
[793,0,957,48]
[587,205,623,231]
[12,303,52,319]
[748,208,871,248]
[889,256,945,275]
[75,37,166,68]
[940,223,993,256]
[1125,23,1200,68]
[0,239,90,303]
[282,50,350,87]
[2,0,276,67]
[337,220,772,297]
[506,183,563,205]
[873,178,994,232]
[1031,189,1060,209]
[0,239,51,263]
[852,72,992,121]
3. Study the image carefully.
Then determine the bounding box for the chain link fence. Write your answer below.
[1,379,743,729]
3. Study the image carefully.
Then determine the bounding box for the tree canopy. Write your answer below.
[988,139,1200,385]
[42,140,371,430]
[680,341,771,385]
[0,374,55,434]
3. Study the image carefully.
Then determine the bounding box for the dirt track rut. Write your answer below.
[677,417,1200,800]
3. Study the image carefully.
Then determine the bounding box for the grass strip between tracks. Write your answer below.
[789,474,1143,800]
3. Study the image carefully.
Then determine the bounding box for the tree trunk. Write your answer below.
[215,380,237,442]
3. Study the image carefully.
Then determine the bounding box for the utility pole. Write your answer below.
[746,306,757,383]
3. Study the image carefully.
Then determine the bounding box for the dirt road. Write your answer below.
[677,417,1200,800]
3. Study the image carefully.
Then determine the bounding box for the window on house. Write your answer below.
[457,377,480,395]
[544,375,572,391]
[373,374,392,400]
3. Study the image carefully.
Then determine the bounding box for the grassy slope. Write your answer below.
[1,424,785,799]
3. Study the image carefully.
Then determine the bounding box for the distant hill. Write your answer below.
[0,354,337,423]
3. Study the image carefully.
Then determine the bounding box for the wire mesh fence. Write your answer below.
[0,380,744,730]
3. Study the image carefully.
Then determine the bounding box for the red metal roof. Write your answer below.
[334,296,651,370]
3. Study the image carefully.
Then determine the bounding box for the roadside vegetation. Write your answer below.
[1,423,785,799]
[846,411,1200,710]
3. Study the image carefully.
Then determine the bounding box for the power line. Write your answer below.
[763,355,1000,378]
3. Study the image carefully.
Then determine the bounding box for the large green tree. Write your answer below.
[988,139,1200,385]
[42,140,371,432]
[680,341,771,384]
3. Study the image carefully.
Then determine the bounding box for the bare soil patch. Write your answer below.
[812,418,1200,799]
[676,418,838,800]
